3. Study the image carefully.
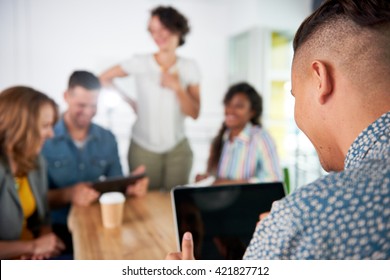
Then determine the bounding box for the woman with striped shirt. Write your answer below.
[196,82,282,185]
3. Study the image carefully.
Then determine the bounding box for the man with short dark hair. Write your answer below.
[167,0,390,260]
[42,71,148,256]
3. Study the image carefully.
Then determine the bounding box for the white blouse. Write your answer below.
[120,54,200,153]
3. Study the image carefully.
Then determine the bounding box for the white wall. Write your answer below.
[0,0,312,179]
[228,0,312,35]
[0,0,232,109]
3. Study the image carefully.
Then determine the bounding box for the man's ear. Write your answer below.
[64,90,70,102]
[311,60,333,105]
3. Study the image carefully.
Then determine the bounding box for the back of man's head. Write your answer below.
[68,70,101,91]
[293,0,390,90]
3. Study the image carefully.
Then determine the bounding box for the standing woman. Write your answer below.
[0,86,64,259]
[100,6,200,191]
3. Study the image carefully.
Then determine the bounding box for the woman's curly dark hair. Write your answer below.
[151,6,190,47]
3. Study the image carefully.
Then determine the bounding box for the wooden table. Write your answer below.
[68,191,177,259]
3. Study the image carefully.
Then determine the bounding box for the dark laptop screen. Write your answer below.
[172,182,285,260]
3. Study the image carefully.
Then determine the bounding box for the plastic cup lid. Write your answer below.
[99,192,125,204]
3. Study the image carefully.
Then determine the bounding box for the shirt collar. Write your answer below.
[54,118,68,138]
[223,123,252,143]
[344,111,390,169]
[54,117,100,141]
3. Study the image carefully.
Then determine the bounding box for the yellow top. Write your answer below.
[15,177,36,240]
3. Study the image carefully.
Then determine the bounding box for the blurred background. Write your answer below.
[0,0,326,192]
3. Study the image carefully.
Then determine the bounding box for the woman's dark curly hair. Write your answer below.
[207,82,263,173]
[151,6,190,47]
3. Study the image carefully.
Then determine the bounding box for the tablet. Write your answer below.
[171,182,285,260]
[92,173,146,193]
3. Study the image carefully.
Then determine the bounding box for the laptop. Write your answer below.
[171,182,285,260]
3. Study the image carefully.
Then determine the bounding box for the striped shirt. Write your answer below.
[217,123,282,182]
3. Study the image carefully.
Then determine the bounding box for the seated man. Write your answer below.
[167,0,390,259]
[42,71,148,256]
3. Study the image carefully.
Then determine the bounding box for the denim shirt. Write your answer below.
[41,118,123,225]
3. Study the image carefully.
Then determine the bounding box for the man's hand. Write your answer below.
[126,165,148,197]
[259,212,270,220]
[71,182,100,206]
[165,232,195,260]
[256,211,270,226]
[126,177,148,197]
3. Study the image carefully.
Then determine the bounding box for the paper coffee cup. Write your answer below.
[99,192,125,228]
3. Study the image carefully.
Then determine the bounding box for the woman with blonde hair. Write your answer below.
[0,86,65,259]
